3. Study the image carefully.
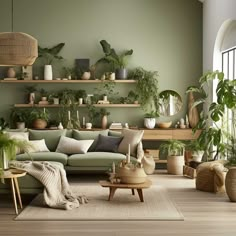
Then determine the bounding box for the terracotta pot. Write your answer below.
[225,167,236,202]
[32,119,47,129]
[101,115,107,129]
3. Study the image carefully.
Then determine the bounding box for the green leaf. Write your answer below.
[100,40,112,56]
[48,43,65,55]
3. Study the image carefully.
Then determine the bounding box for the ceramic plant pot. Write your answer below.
[32,119,47,129]
[115,68,128,80]
[144,118,156,129]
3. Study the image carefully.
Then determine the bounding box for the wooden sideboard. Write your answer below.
[142,128,201,141]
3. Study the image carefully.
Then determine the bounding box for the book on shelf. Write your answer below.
[3,78,18,80]
[109,122,123,129]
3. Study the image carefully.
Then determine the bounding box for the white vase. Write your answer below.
[81,72,91,80]
[144,118,156,129]
[44,65,53,80]
[58,122,64,130]
[53,98,59,105]
[109,72,115,80]
[16,122,25,130]
[29,92,35,104]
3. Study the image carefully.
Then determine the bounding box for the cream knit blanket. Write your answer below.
[10,161,88,210]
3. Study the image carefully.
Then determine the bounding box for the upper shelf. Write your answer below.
[0,79,137,84]
[14,104,141,108]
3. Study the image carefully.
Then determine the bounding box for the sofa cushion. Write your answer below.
[29,129,67,151]
[56,136,93,154]
[26,139,50,153]
[16,152,68,165]
[108,130,122,137]
[95,134,123,153]
[73,129,109,151]
[118,129,144,157]
[68,152,137,167]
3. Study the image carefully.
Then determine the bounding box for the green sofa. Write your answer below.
[0,129,139,194]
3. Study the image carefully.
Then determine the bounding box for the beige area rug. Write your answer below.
[15,185,184,221]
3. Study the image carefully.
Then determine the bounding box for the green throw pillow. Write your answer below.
[28,129,67,151]
[73,129,109,151]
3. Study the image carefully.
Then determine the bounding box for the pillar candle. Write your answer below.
[77,110,79,119]
[68,111,71,120]
[43,108,45,113]
[112,162,115,174]
[127,144,131,163]
[83,117,85,127]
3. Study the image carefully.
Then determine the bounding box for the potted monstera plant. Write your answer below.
[97,40,133,79]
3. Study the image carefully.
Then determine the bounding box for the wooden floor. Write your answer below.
[1,171,236,236]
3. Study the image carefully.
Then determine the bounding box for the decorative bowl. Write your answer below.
[157,121,172,128]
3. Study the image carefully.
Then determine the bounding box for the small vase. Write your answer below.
[29,92,35,104]
[109,72,115,80]
[58,122,64,130]
[16,122,25,130]
[101,115,108,129]
[103,95,108,102]
[7,67,16,78]
[44,65,53,80]
[53,98,59,105]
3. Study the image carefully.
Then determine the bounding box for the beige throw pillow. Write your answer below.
[26,139,50,153]
[56,136,93,154]
[118,129,144,157]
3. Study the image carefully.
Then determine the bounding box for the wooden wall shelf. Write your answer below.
[14,104,140,108]
[1,79,137,84]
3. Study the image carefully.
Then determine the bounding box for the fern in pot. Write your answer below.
[160,140,185,175]
[186,139,205,162]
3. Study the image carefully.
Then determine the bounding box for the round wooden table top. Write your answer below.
[0,169,26,179]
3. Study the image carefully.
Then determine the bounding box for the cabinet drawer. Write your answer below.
[172,129,201,140]
[143,129,173,140]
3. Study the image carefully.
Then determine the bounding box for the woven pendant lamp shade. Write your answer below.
[0,32,38,66]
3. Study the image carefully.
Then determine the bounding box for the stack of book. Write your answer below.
[109,122,123,129]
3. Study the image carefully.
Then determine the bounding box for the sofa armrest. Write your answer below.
[136,141,144,163]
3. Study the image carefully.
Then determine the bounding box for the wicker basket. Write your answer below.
[167,155,185,175]
[225,167,236,202]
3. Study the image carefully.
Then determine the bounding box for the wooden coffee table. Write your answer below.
[99,179,152,202]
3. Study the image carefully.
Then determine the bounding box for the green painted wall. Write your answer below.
[0,0,202,128]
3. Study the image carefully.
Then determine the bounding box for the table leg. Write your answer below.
[131,189,135,195]
[10,178,18,214]
[137,189,144,202]
[13,177,23,209]
[108,187,117,201]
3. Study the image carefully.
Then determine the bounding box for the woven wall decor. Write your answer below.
[0,32,38,66]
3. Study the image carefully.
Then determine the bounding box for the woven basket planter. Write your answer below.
[225,167,236,202]
[167,155,185,175]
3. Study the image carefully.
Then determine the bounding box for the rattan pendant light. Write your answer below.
[0,0,38,66]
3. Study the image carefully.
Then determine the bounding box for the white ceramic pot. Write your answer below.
[81,72,91,80]
[57,122,64,130]
[29,92,35,104]
[44,65,53,80]
[86,123,92,129]
[109,72,115,80]
[144,118,156,129]
[53,98,59,105]
[16,122,25,130]
[192,151,204,162]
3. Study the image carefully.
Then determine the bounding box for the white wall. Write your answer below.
[203,0,236,71]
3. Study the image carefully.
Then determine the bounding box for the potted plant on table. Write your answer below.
[29,109,49,129]
[160,140,185,175]
[38,43,65,80]
[144,111,158,129]
[97,40,133,80]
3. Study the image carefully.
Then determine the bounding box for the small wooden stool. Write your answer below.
[1,169,26,214]
[99,179,152,202]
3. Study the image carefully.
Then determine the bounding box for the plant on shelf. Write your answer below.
[48,92,60,105]
[127,90,139,104]
[29,109,49,129]
[100,108,110,129]
[39,88,48,101]
[25,85,37,104]
[129,67,160,115]
[10,109,30,129]
[94,80,117,102]
[96,39,133,79]
[63,66,76,80]
[144,111,158,129]
[38,43,65,80]
[59,89,76,106]
[186,70,236,161]
[75,89,87,103]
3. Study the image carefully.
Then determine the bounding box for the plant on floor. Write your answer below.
[186,70,236,161]
[160,140,185,156]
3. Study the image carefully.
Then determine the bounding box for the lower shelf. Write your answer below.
[14,104,140,108]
